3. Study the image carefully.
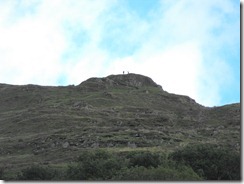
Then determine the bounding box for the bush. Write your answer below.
[113,165,202,180]
[18,146,238,181]
[66,164,85,180]
[66,149,202,181]
[126,151,163,168]
[66,149,126,180]
[170,144,240,180]
[17,165,57,180]
[0,167,4,180]
[16,149,205,181]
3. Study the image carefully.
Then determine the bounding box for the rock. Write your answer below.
[117,121,123,126]
[73,101,82,107]
[107,74,161,88]
[127,142,137,148]
[213,130,218,135]
[51,143,56,148]
[217,125,225,129]
[103,91,114,98]
[70,142,78,146]
[135,133,141,137]
[107,143,114,147]
[73,101,90,108]
[91,142,99,148]
[62,142,69,148]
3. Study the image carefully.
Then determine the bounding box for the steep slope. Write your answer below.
[0,73,240,176]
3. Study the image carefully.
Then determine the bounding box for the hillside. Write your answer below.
[0,73,240,179]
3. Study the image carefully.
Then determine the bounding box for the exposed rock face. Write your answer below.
[106,73,161,88]
[78,73,162,90]
[62,142,69,148]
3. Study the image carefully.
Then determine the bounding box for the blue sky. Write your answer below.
[0,0,240,107]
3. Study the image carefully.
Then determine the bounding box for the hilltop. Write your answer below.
[79,73,162,90]
[0,73,240,179]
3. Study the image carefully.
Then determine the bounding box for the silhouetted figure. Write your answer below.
[123,71,125,74]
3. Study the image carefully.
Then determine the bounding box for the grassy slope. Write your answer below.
[0,74,240,177]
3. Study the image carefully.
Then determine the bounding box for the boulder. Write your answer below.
[62,142,69,148]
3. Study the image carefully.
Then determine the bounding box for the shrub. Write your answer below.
[66,149,202,181]
[126,151,163,168]
[0,167,4,180]
[66,149,126,180]
[113,165,202,180]
[17,165,57,180]
[170,144,240,180]
[66,164,85,180]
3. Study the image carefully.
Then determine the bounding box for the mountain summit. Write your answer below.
[106,73,162,88]
[79,73,162,91]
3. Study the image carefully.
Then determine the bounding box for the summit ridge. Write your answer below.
[79,73,162,90]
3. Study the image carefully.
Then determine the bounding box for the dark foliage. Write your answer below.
[0,167,4,180]
[169,144,240,180]
[126,151,163,168]
[17,165,57,180]
[15,145,239,181]
[66,149,201,181]
[66,149,126,180]
[112,165,201,180]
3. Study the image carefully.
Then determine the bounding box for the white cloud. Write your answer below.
[106,41,202,101]
[106,0,239,106]
[0,0,113,85]
[0,0,239,106]
[0,14,65,85]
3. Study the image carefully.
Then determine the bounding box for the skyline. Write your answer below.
[0,0,240,107]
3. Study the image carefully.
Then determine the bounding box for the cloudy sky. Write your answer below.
[0,0,240,107]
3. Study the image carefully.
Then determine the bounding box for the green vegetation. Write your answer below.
[113,165,200,180]
[17,165,57,180]
[66,149,124,180]
[12,149,200,180]
[0,74,240,180]
[169,144,240,180]
[1,145,238,181]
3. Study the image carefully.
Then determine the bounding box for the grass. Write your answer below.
[0,74,240,179]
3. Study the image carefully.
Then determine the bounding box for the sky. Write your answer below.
[0,0,240,107]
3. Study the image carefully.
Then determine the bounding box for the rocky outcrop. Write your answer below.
[106,73,161,88]
[78,73,163,90]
